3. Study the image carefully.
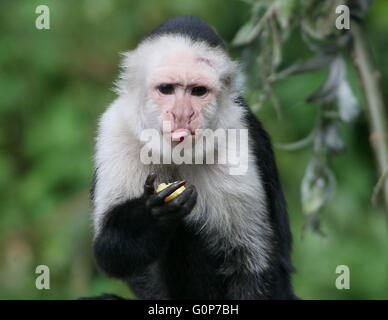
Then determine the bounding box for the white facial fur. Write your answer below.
[93,35,272,275]
[115,35,240,138]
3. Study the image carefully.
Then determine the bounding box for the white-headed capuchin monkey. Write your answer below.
[89,16,297,300]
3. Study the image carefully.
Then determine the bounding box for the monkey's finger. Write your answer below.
[144,173,157,195]
[151,188,195,220]
[155,181,186,201]
[170,186,194,206]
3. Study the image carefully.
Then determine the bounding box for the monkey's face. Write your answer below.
[120,36,237,149]
[147,49,219,143]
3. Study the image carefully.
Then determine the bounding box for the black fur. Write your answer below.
[145,16,225,49]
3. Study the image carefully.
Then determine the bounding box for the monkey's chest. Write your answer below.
[158,225,228,299]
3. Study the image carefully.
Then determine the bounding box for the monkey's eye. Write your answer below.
[191,86,208,96]
[158,84,174,95]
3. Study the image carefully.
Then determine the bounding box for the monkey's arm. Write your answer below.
[93,174,197,279]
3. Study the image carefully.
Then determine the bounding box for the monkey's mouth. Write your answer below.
[171,129,193,142]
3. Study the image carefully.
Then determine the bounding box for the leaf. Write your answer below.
[274,0,295,30]
[301,159,336,215]
[232,20,256,46]
[336,79,360,123]
[232,18,265,46]
[323,123,344,153]
[232,1,276,46]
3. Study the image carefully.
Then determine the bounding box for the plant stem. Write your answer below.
[351,21,388,220]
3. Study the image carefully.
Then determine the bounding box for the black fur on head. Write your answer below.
[145,16,225,49]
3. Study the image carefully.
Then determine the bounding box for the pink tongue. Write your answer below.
[171,129,190,142]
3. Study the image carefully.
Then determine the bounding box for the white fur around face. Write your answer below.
[92,35,272,273]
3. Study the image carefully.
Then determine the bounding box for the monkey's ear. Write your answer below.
[223,76,232,87]
[220,61,243,94]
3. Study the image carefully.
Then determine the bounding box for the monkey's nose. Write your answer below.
[171,108,194,126]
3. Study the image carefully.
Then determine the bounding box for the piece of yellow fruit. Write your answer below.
[156,182,186,202]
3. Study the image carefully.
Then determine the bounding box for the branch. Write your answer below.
[351,21,388,220]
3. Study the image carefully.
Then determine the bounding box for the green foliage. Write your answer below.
[233,0,386,233]
[0,0,386,300]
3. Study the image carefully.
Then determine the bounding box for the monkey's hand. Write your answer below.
[143,173,197,226]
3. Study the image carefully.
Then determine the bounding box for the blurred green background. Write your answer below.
[0,0,387,299]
